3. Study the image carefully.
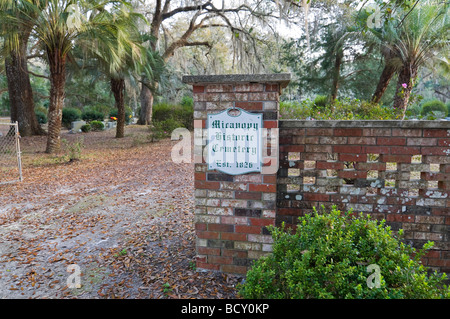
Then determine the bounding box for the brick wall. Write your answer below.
[184,74,290,274]
[184,74,449,277]
[278,120,450,275]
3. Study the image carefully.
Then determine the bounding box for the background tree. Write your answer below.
[389,4,449,114]
[0,0,45,136]
[19,0,140,153]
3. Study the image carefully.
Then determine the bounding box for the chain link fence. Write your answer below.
[0,122,23,185]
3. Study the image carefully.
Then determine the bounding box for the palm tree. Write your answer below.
[389,4,449,113]
[17,0,137,153]
[83,9,163,138]
[0,0,45,136]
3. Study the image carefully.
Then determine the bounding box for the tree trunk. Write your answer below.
[372,61,397,104]
[331,51,343,102]
[111,78,125,138]
[5,29,45,137]
[393,63,418,114]
[45,49,67,154]
[138,83,154,125]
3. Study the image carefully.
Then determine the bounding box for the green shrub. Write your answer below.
[62,107,82,128]
[152,102,194,131]
[420,100,447,117]
[313,95,328,108]
[80,124,91,133]
[181,95,194,108]
[35,110,48,124]
[90,120,104,131]
[82,110,104,122]
[280,98,402,120]
[446,102,450,118]
[239,206,449,299]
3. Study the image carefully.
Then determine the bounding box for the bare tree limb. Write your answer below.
[28,70,49,80]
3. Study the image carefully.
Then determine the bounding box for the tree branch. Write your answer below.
[28,70,49,80]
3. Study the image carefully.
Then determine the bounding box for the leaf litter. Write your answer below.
[0,127,242,299]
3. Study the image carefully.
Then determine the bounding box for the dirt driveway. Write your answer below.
[0,126,240,299]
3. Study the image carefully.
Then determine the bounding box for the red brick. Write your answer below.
[208,224,235,232]
[339,153,367,162]
[303,193,330,201]
[316,161,344,170]
[424,129,450,137]
[390,146,421,155]
[221,232,247,241]
[377,137,406,146]
[235,225,262,234]
[338,170,367,179]
[197,231,220,239]
[381,154,412,163]
[265,84,279,92]
[421,147,450,156]
[334,128,363,137]
[208,256,233,265]
[333,145,362,153]
[205,84,233,93]
[264,120,278,128]
[193,85,205,93]
[235,191,261,200]
[306,128,333,136]
[284,145,305,152]
[249,184,276,193]
[194,180,220,189]
[249,218,275,227]
[195,223,207,231]
[437,139,450,147]
[197,247,221,256]
[194,172,206,181]
[263,175,277,183]
[362,146,390,154]
[235,101,263,110]
[385,214,415,223]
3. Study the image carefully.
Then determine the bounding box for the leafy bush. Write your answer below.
[82,110,104,122]
[80,124,91,133]
[420,100,447,117]
[90,120,104,131]
[35,110,48,124]
[62,107,82,128]
[153,102,193,131]
[280,98,403,120]
[313,95,328,108]
[181,95,194,108]
[239,206,449,299]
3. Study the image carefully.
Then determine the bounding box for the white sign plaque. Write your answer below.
[207,108,262,175]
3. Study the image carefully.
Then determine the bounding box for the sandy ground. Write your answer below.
[0,126,240,299]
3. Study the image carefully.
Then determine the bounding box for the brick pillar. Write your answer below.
[183,74,290,275]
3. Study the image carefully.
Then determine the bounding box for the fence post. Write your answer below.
[183,73,290,275]
[14,121,23,182]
